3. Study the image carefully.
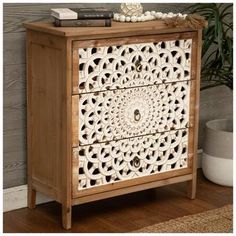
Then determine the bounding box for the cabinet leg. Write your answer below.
[187,174,197,199]
[62,204,72,230]
[27,186,36,209]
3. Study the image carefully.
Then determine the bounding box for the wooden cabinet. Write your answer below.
[24,20,202,229]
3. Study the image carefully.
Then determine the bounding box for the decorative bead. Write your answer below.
[151,15,156,20]
[140,15,145,21]
[125,16,131,22]
[155,12,163,19]
[113,13,119,21]
[131,16,137,22]
[142,15,146,20]
[167,12,174,18]
[120,15,126,22]
[151,11,156,15]
[162,13,167,19]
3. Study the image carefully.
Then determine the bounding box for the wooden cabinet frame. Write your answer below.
[25,21,202,229]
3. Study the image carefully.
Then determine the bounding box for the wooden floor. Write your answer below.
[3,169,233,233]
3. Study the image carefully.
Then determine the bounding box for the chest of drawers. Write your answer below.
[25,20,202,229]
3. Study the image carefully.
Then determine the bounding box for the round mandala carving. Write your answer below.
[111,87,156,137]
[79,82,189,145]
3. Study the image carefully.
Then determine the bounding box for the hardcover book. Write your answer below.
[51,8,78,20]
[54,18,112,27]
[51,8,113,20]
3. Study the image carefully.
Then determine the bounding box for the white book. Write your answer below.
[51,8,78,20]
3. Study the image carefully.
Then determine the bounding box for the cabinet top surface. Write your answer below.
[24,20,198,39]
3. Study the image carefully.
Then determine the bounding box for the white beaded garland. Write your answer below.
[113,10,188,23]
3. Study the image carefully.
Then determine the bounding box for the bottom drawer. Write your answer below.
[73,129,190,194]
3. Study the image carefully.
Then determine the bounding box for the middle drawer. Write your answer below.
[72,81,190,146]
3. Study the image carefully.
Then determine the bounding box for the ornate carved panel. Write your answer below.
[74,129,189,190]
[78,81,190,146]
[76,39,192,94]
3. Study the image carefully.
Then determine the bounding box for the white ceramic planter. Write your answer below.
[202,119,233,187]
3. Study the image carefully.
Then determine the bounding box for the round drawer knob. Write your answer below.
[134,109,141,121]
[133,156,140,168]
[135,61,142,72]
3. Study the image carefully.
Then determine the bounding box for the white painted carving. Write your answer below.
[77,39,192,93]
[74,129,189,190]
[78,81,190,145]
[74,39,192,191]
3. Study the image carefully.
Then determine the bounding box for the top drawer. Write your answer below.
[72,33,196,94]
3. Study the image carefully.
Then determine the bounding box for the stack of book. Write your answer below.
[51,8,113,27]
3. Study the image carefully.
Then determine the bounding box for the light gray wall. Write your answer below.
[3,3,233,188]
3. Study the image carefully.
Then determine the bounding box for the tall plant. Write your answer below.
[185,3,233,90]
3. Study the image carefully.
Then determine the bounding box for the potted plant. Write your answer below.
[186,3,233,186]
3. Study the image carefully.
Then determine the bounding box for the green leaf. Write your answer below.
[184,3,233,89]
[220,4,233,18]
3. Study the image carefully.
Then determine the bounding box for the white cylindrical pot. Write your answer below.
[202,119,233,187]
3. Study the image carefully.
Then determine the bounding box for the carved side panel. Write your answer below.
[77,39,192,93]
[74,129,189,190]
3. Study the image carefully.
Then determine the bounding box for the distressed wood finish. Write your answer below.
[26,30,72,229]
[187,29,202,199]
[186,32,198,190]
[61,37,73,230]
[24,21,195,38]
[72,31,195,49]
[25,20,203,229]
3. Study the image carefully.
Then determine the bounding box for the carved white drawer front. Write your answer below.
[74,39,192,94]
[76,81,190,146]
[73,129,189,190]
